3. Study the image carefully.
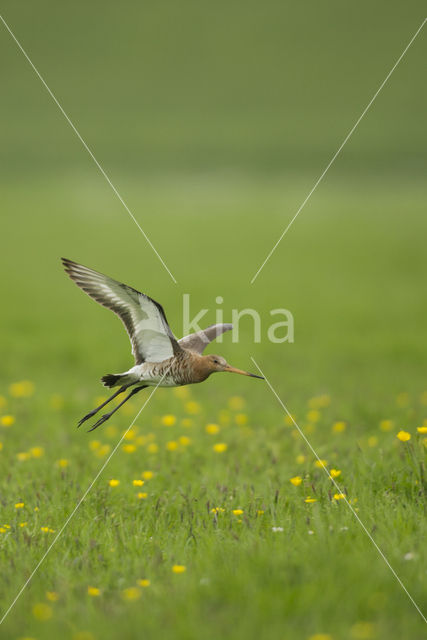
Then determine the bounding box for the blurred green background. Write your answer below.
[0,0,426,394]
[0,2,426,639]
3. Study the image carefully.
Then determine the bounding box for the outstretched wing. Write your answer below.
[178,323,233,354]
[62,258,181,364]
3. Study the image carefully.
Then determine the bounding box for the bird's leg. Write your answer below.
[87,385,148,432]
[78,385,129,427]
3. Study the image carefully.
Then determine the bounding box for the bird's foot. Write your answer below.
[87,412,112,432]
[77,409,99,428]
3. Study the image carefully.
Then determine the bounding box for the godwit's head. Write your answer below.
[204,354,264,379]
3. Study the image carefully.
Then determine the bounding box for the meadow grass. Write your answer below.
[1,3,426,637]
[0,174,427,640]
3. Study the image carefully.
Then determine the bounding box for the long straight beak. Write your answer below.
[224,365,264,380]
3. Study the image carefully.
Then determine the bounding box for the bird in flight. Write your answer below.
[62,259,263,431]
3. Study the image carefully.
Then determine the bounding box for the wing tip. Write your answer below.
[61,257,77,273]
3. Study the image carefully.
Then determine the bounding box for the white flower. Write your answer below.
[271,526,284,532]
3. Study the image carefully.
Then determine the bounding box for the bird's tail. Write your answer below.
[101,366,141,388]
[101,373,125,388]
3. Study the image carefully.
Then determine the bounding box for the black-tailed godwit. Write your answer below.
[62,259,263,431]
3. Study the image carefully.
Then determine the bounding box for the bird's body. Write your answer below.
[105,351,218,389]
[62,258,263,430]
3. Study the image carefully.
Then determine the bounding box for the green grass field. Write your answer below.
[1,2,427,639]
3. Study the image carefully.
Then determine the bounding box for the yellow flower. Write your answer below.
[19,522,28,528]
[137,579,151,588]
[367,436,378,447]
[308,394,331,409]
[9,380,35,398]
[314,459,328,469]
[147,443,159,454]
[232,509,243,516]
[304,497,317,503]
[205,423,220,435]
[109,479,120,487]
[137,492,148,499]
[211,507,225,514]
[17,452,30,461]
[333,493,346,500]
[133,479,144,487]
[296,454,306,464]
[1,415,15,427]
[0,442,3,451]
[397,430,411,442]
[161,414,176,426]
[124,428,136,440]
[172,564,186,574]
[15,502,25,509]
[284,414,295,427]
[307,409,320,423]
[379,419,393,432]
[30,446,44,458]
[40,527,55,533]
[56,458,69,468]
[417,426,427,434]
[32,602,52,621]
[87,586,101,597]
[178,435,191,446]
[213,442,227,453]
[142,470,154,480]
[329,469,341,479]
[185,401,201,414]
[290,476,302,486]
[46,591,59,602]
[0,527,7,533]
[228,396,245,411]
[332,421,346,433]
[166,440,178,451]
[95,444,111,457]
[121,587,141,601]
[89,440,101,451]
[257,510,265,515]
[235,413,248,426]
[122,444,136,453]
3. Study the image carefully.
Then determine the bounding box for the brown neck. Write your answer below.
[188,353,214,383]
